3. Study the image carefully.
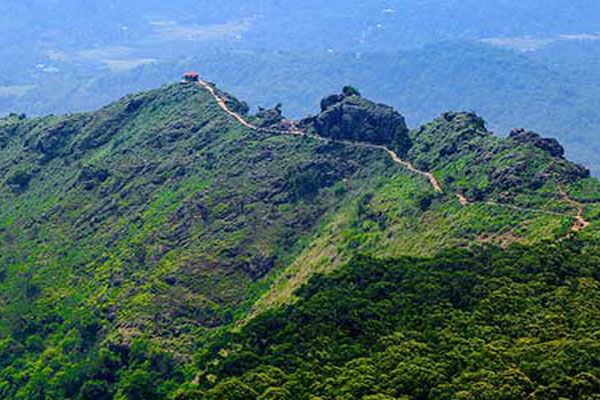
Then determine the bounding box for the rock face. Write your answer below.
[302,88,412,155]
[509,128,565,158]
[320,94,346,112]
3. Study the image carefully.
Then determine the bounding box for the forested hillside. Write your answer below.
[4,2,600,399]
[187,238,600,400]
[1,81,600,399]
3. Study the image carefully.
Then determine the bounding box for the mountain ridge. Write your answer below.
[195,79,591,233]
[1,79,600,399]
[180,79,599,321]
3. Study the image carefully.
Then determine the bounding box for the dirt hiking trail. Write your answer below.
[197,80,589,231]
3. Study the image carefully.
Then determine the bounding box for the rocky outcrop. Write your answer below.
[408,112,591,201]
[302,87,412,155]
[509,128,565,158]
[408,112,491,171]
[77,166,111,190]
[256,104,284,128]
[6,168,35,193]
[320,94,346,112]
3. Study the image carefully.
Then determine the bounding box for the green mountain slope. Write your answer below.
[1,81,600,399]
[0,83,400,345]
[191,238,600,400]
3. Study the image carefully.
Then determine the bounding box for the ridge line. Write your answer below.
[196,80,589,231]
[198,80,443,193]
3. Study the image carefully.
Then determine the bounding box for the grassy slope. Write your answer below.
[251,113,600,316]
[0,83,398,353]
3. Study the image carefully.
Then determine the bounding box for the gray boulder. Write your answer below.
[303,88,412,155]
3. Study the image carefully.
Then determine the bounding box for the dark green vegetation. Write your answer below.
[1,82,600,399]
[186,237,600,400]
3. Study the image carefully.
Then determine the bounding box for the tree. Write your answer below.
[206,378,258,400]
[342,85,361,97]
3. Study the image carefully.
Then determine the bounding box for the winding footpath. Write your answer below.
[199,80,443,193]
[561,189,591,232]
[197,80,589,231]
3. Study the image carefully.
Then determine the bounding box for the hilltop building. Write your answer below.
[182,72,200,83]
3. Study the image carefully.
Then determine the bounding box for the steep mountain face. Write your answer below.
[1,82,600,399]
[0,84,395,344]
